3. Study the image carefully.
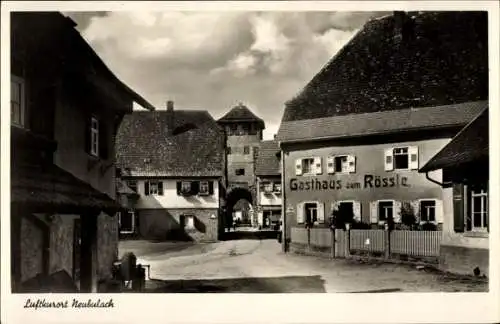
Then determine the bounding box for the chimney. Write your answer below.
[166,100,174,136]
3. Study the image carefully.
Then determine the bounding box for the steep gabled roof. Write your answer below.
[282,11,487,122]
[116,110,225,177]
[218,103,265,128]
[420,107,489,173]
[255,140,281,176]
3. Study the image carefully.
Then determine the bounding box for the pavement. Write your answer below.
[118,238,488,293]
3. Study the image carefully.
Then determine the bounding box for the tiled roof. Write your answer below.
[282,11,488,122]
[420,107,488,173]
[116,110,225,177]
[116,179,136,195]
[255,140,281,176]
[218,103,265,128]
[277,101,487,143]
[11,162,120,213]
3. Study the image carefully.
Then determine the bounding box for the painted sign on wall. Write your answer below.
[290,174,409,192]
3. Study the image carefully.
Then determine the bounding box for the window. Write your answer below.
[420,200,436,222]
[273,182,281,193]
[227,147,232,155]
[327,155,356,173]
[302,158,314,174]
[127,180,137,193]
[181,215,195,230]
[199,181,210,195]
[304,203,318,224]
[263,182,273,193]
[296,157,322,175]
[119,211,135,234]
[378,201,393,222]
[244,146,250,155]
[235,168,245,176]
[230,125,237,135]
[181,181,191,193]
[334,156,348,172]
[11,75,25,127]
[145,180,164,196]
[90,117,99,156]
[470,183,488,232]
[384,146,419,171]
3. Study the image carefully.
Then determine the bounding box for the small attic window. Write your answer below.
[172,123,197,136]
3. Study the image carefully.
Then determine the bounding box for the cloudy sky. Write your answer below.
[66,11,388,139]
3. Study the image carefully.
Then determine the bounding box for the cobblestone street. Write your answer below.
[119,239,488,293]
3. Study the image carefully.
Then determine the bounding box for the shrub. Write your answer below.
[350,221,372,229]
[420,222,438,231]
[401,202,417,229]
[330,204,354,229]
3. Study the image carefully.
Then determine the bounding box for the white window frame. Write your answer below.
[393,147,409,170]
[181,181,191,193]
[147,180,161,196]
[119,210,135,234]
[377,199,395,225]
[301,157,315,175]
[418,199,437,224]
[11,75,26,128]
[470,187,488,232]
[199,181,210,196]
[304,201,319,224]
[90,116,99,157]
[243,146,250,155]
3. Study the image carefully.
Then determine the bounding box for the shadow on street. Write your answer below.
[145,275,326,293]
[220,230,279,241]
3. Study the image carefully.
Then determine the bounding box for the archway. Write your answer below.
[225,187,254,231]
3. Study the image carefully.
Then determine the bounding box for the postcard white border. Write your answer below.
[1,1,499,323]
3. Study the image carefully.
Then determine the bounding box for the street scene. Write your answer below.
[8,9,490,295]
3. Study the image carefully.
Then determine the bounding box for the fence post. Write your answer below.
[330,226,336,259]
[384,223,391,259]
[344,224,351,258]
[307,226,311,252]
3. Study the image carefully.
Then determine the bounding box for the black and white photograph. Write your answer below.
[1,1,499,323]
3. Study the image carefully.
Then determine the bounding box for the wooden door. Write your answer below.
[207,216,218,241]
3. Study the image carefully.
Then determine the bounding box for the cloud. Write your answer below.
[68,11,386,139]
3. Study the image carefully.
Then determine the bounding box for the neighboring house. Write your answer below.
[10,12,154,293]
[255,140,282,229]
[276,11,488,250]
[217,103,265,227]
[116,101,226,242]
[420,108,489,276]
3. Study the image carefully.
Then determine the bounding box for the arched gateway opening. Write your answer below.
[225,187,253,231]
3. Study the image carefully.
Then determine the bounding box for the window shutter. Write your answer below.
[326,156,335,174]
[295,159,302,176]
[347,155,356,173]
[158,181,164,195]
[453,183,465,232]
[296,203,304,224]
[353,201,362,222]
[435,199,443,223]
[410,200,420,222]
[317,202,325,224]
[370,201,378,223]
[384,148,394,171]
[394,201,402,223]
[409,146,419,170]
[84,115,91,154]
[144,181,150,196]
[314,157,322,175]
[176,181,182,195]
[208,181,214,195]
[99,121,108,160]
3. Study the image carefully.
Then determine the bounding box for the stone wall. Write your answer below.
[138,208,219,242]
[49,214,78,276]
[97,212,119,280]
[20,217,44,282]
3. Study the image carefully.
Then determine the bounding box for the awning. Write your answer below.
[419,107,488,173]
[11,162,122,215]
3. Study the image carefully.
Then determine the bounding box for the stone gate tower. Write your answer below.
[217,103,265,226]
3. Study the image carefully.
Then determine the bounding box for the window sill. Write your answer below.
[464,231,489,238]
